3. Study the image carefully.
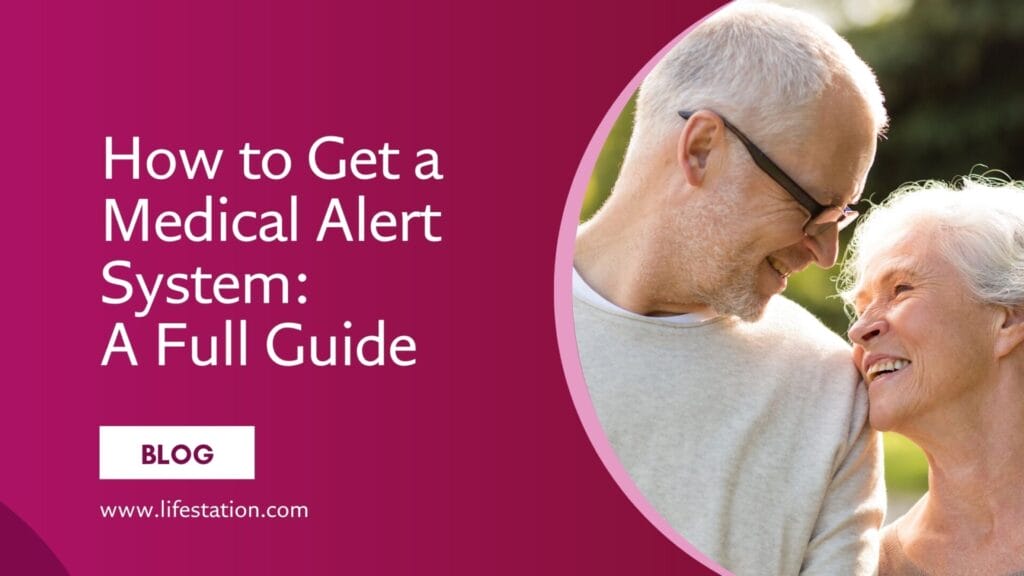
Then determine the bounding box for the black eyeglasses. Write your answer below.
[678,110,858,236]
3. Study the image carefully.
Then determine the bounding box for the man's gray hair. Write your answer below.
[839,177,1024,313]
[627,2,887,167]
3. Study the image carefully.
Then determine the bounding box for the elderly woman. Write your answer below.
[840,178,1024,575]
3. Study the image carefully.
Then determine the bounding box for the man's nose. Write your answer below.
[803,225,839,269]
[848,314,886,346]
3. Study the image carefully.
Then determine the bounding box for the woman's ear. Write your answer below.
[677,111,725,187]
[994,306,1024,359]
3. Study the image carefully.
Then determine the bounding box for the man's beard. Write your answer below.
[676,172,772,322]
[694,257,769,322]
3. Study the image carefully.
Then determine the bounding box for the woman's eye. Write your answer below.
[894,284,913,296]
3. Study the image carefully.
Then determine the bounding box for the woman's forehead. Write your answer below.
[853,239,937,302]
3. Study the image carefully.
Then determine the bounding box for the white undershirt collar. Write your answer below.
[572,267,720,325]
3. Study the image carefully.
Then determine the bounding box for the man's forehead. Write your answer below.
[849,181,867,206]
[800,146,873,208]
[814,181,863,210]
[799,97,878,207]
[829,187,863,208]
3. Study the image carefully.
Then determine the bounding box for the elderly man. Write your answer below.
[573,4,887,575]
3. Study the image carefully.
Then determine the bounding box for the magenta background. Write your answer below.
[8,1,725,574]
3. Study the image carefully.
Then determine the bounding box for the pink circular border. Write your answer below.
[552,5,732,575]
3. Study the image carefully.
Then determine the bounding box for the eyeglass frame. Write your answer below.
[677,110,859,236]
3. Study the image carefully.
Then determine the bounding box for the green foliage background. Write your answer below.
[581,0,1024,505]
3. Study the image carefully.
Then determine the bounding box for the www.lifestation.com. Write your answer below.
[100,500,309,520]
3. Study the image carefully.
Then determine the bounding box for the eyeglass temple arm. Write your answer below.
[677,110,826,218]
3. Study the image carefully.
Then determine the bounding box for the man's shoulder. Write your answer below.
[759,296,851,353]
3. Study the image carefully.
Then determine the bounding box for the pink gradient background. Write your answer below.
[8,0,725,574]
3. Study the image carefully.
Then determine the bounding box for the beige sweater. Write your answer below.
[574,292,884,575]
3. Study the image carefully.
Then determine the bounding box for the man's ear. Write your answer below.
[677,111,725,187]
[994,305,1024,359]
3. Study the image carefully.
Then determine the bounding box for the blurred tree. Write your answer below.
[845,0,1024,201]
[582,96,636,222]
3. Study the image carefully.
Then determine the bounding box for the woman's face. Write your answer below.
[847,228,1001,433]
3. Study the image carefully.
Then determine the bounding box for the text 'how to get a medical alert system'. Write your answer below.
[100,136,446,369]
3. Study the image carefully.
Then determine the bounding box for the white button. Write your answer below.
[99,426,255,480]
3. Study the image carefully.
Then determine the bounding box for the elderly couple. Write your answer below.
[573,4,1024,576]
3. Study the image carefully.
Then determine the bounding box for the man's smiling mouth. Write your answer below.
[768,257,791,278]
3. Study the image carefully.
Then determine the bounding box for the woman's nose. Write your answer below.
[848,314,887,346]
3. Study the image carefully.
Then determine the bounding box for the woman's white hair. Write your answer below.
[627,2,887,169]
[839,176,1024,313]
